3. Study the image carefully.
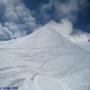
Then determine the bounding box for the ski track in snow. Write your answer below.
[0,26,90,90]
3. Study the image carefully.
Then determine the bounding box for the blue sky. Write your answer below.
[0,0,90,41]
[23,0,90,32]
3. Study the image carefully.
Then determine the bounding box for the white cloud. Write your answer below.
[0,0,37,40]
[46,19,73,36]
[57,19,73,35]
[0,23,11,39]
[40,0,87,22]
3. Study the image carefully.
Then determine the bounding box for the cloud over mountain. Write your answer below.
[0,0,89,41]
[0,0,37,40]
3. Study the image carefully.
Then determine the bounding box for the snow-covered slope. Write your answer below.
[67,34,90,52]
[0,25,90,90]
[74,42,90,52]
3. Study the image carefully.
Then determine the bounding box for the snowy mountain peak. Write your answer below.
[1,25,70,49]
[31,26,66,48]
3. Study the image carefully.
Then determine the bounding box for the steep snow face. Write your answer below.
[0,25,90,90]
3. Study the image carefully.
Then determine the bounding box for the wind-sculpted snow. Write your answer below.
[0,26,90,90]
